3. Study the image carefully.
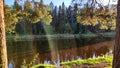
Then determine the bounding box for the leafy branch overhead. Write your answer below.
[76,1,116,30]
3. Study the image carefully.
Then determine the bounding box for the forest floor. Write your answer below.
[6,32,115,41]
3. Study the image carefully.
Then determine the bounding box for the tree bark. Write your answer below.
[113,0,120,68]
[0,0,8,68]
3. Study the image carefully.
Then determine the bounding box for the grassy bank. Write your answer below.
[31,56,113,68]
[61,56,113,68]
[31,64,57,68]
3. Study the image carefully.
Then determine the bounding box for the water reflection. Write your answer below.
[36,41,113,62]
[7,37,114,67]
[7,40,37,67]
[8,60,15,68]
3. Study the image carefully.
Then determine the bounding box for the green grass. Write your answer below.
[6,32,115,41]
[61,56,113,66]
[100,32,115,37]
[31,64,57,68]
[80,33,97,38]
[31,56,113,68]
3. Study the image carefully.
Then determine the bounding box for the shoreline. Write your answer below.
[6,32,115,41]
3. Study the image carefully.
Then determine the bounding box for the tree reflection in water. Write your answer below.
[7,37,114,67]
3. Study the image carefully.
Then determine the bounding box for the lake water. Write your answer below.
[7,36,114,68]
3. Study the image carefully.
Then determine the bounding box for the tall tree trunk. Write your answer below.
[0,0,8,68]
[113,0,120,68]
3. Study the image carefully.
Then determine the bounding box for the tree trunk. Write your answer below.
[0,0,8,68]
[113,0,120,68]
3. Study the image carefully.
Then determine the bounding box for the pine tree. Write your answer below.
[51,6,58,33]
[13,0,22,11]
[40,0,43,3]
[49,1,54,12]
[66,5,73,33]
[67,6,72,24]
[57,5,62,33]
[67,3,78,33]
[57,2,68,33]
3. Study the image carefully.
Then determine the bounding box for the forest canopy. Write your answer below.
[4,0,116,35]
[4,0,52,34]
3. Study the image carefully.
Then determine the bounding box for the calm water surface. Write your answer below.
[7,37,114,68]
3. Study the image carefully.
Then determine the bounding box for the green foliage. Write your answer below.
[77,4,99,26]
[4,0,52,34]
[4,5,19,34]
[21,53,41,68]
[61,56,113,66]
[31,64,57,68]
[13,0,22,11]
[77,3,116,30]
[100,32,115,37]
[96,7,116,30]
[80,33,97,38]
[5,0,116,34]
[28,53,39,67]
[43,25,55,34]
[22,0,52,24]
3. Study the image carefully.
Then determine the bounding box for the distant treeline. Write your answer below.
[5,0,116,35]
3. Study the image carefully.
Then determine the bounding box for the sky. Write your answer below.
[5,0,72,7]
[5,0,117,7]
[97,0,117,5]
